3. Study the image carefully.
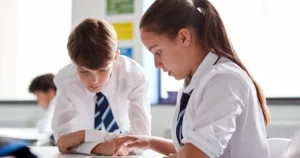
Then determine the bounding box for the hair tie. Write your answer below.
[197,7,205,15]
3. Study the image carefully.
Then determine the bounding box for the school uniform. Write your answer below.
[52,55,151,154]
[171,52,270,158]
[36,97,56,134]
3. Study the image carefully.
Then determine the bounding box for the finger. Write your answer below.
[62,146,71,154]
[58,144,69,152]
[57,144,65,153]
[163,156,173,158]
[58,143,71,154]
[164,153,176,158]
[124,146,131,154]
[113,142,123,156]
[66,147,73,152]
[123,150,130,156]
[117,148,126,156]
[122,146,130,156]
[113,136,136,156]
[113,136,137,146]
[118,146,129,156]
[59,147,67,154]
[122,150,129,156]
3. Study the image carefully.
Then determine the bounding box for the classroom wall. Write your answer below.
[0,0,72,100]
[0,0,18,99]
[1,0,300,139]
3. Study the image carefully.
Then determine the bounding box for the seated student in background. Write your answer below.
[29,73,56,134]
[52,18,151,156]
[113,0,271,158]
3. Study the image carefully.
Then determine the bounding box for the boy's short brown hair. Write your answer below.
[29,73,56,93]
[67,18,117,70]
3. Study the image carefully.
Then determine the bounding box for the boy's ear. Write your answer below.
[114,50,120,61]
[46,89,56,97]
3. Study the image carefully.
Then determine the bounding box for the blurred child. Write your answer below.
[29,73,56,134]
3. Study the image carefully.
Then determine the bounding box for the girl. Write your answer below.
[113,0,270,158]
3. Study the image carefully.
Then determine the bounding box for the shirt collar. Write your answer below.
[49,97,56,106]
[183,52,219,93]
[101,65,118,97]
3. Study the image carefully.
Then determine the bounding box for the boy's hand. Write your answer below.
[57,130,85,153]
[92,141,130,156]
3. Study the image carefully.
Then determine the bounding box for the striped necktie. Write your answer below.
[176,91,192,146]
[176,55,221,146]
[94,92,119,132]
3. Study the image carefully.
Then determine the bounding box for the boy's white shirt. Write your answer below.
[51,55,151,154]
[36,97,56,134]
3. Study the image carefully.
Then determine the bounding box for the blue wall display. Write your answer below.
[118,47,133,58]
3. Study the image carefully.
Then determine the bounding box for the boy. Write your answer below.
[52,18,151,156]
[29,73,56,134]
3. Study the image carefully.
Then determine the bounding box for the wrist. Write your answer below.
[91,143,102,154]
[148,137,155,150]
[79,130,85,143]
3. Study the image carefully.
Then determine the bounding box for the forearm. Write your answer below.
[176,143,209,158]
[91,143,102,155]
[72,142,101,154]
[149,136,176,156]
[90,141,115,156]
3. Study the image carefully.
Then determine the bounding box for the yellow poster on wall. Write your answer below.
[111,22,134,40]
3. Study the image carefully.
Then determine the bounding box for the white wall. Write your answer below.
[15,0,72,100]
[0,0,18,99]
[0,0,72,100]
[212,0,300,97]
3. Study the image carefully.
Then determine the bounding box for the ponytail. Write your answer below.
[195,0,270,126]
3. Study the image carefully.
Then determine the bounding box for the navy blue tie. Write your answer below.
[94,92,120,132]
[175,55,221,146]
[176,91,193,146]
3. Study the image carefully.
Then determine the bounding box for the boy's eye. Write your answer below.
[155,51,161,56]
[80,71,88,74]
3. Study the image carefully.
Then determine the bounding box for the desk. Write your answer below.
[30,146,165,158]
